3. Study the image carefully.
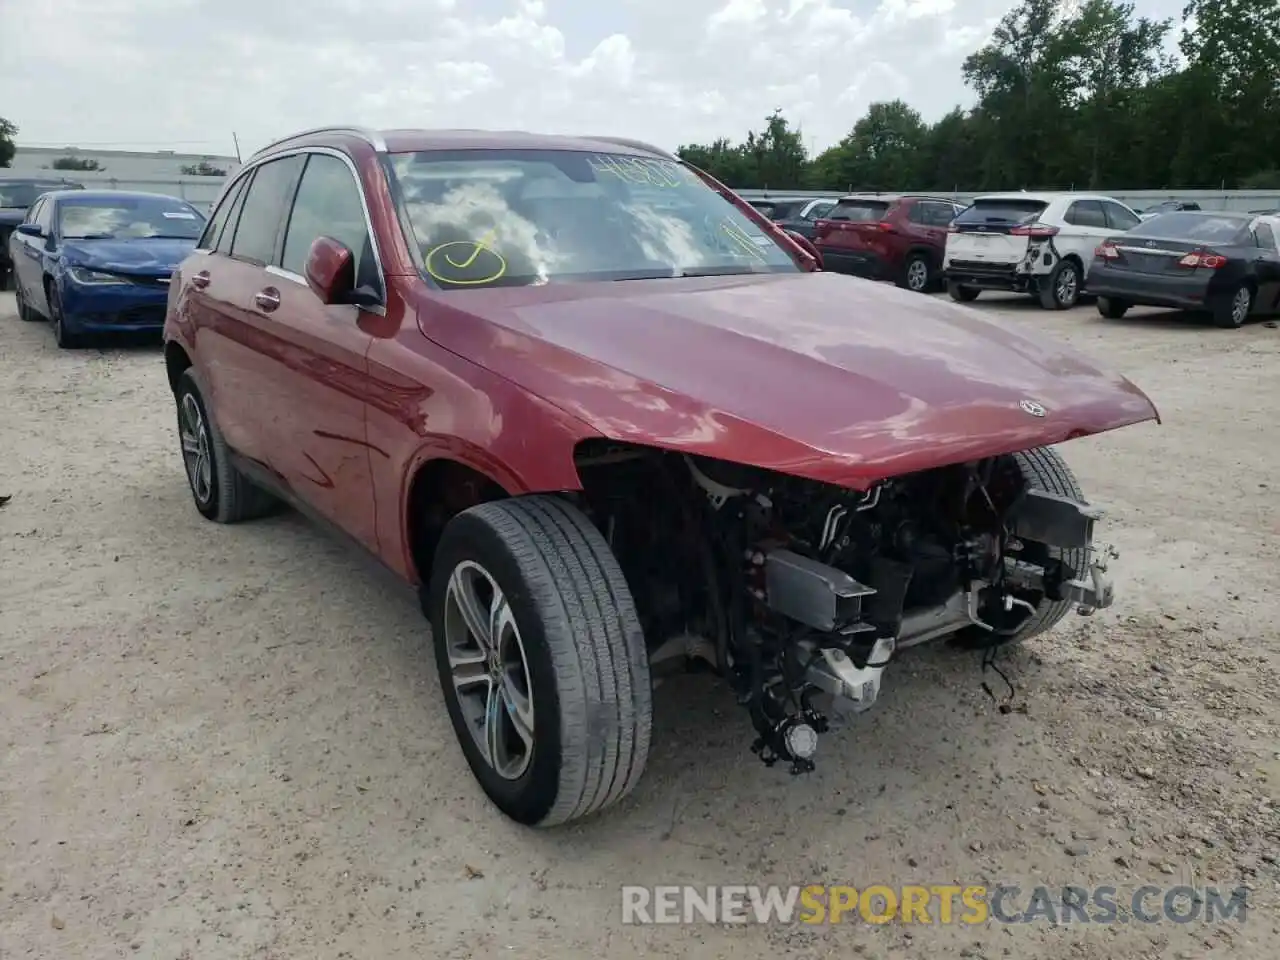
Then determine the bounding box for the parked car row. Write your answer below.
[4,179,207,347]
[755,189,1280,327]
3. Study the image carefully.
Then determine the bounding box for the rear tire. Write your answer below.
[429,495,652,827]
[1210,283,1251,328]
[900,254,934,293]
[173,368,278,523]
[1038,259,1081,310]
[952,446,1089,649]
[1097,296,1129,319]
[947,281,979,302]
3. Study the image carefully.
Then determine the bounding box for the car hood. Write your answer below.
[419,271,1158,489]
[61,237,196,274]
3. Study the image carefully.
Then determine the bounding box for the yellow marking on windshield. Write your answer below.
[719,219,770,262]
[588,154,698,188]
[425,232,508,286]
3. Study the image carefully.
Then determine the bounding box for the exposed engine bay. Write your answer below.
[572,441,1116,775]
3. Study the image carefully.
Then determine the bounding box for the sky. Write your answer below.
[0,0,1189,159]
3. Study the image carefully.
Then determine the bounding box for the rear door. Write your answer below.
[11,197,46,305]
[907,200,955,255]
[197,154,306,466]
[1059,200,1113,266]
[946,197,1048,265]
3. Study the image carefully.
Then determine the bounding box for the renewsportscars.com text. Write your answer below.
[621,884,1249,926]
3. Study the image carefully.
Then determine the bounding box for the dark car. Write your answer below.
[1136,199,1201,219]
[812,193,965,292]
[0,177,84,289]
[8,190,206,347]
[160,125,1151,828]
[749,197,837,239]
[1089,211,1280,328]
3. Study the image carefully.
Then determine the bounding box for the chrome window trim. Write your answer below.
[193,145,387,317]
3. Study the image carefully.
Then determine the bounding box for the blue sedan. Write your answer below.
[8,190,206,348]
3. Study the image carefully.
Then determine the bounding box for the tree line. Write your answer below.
[676,0,1280,193]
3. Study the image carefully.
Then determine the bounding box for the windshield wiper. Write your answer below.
[64,233,115,240]
[673,266,761,278]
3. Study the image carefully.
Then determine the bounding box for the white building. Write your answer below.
[5,146,239,212]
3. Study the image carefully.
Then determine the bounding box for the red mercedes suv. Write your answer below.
[162,126,1153,828]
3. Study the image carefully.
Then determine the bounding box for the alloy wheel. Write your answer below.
[1056,266,1078,305]
[179,393,214,504]
[443,560,535,780]
[1231,287,1250,326]
[906,258,929,291]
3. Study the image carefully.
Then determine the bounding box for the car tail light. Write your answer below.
[1095,242,1119,259]
[1177,251,1226,268]
[1010,222,1059,238]
[875,221,895,232]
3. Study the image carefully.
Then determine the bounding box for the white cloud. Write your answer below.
[0,0,1190,157]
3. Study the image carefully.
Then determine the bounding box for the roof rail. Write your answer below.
[250,125,387,159]
[584,135,677,161]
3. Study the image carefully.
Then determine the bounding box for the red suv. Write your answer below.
[813,194,965,293]
[162,126,1151,828]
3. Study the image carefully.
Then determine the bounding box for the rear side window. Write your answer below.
[829,199,889,222]
[807,201,835,220]
[1253,222,1276,248]
[910,200,958,226]
[1065,200,1107,228]
[953,198,1047,225]
[228,154,306,265]
[199,175,249,250]
[1102,200,1141,231]
[1130,213,1250,244]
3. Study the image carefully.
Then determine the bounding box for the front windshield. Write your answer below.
[388,149,799,288]
[58,196,205,240]
[0,183,45,208]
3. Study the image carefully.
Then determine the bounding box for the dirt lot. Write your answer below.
[1,289,1277,960]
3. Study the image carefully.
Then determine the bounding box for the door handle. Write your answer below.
[190,270,210,289]
[253,287,281,312]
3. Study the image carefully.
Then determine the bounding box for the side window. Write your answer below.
[907,201,927,224]
[35,198,55,233]
[809,202,834,220]
[216,173,252,255]
[228,154,306,266]
[280,153,380,295]
[198,175,248,250]
[922,201,957,226]
[1253,223,1276,248]
[25,197,44,225]
[1065,200,1107,228]
[1103,201,1141,231]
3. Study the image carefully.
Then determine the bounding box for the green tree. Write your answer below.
[0,118,16,168]
[808,100,927,191]
[52,156,104,172]
[181,161,228,177]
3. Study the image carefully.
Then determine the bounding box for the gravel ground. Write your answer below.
[1,289,1278,960]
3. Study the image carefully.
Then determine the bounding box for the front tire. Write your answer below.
[173,368,277,523]
[15,281,38,322]
[953,447,1089,648]
[1038,259,1081,310]
[49,285,82,348]
[1097,296,1129,319]
[429,495,652,827]
[948,281,980,302]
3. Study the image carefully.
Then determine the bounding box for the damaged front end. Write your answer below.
[575,442,1119,777]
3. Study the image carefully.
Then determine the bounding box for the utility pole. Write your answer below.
[232,132,242,163]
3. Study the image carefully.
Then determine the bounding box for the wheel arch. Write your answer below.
[164,340,193,393]
[400,432,590,587]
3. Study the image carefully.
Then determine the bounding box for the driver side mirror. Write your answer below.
[16,223,43,238]
[304,235,380,308]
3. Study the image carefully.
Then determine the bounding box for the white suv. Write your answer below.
[942,192,1143,309]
